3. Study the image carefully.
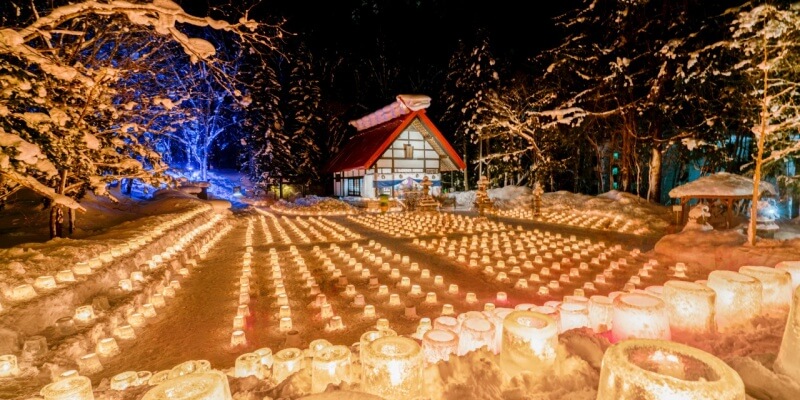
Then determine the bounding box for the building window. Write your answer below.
[345,178,361,197]
[404,144,414,159]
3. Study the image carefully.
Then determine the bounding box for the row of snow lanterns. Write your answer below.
[270,202,357,216]
[9,220,234,399]
[0,208,219,378]
[292,216,360,242]
[339,240,494,315]
[496,207,651,235]
[348,212,508,238]
[2,206,211,306]
[72,219,233,380]
[257,211,292,244]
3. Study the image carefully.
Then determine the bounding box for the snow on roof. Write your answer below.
[668,172,778,198]
[349,94,431,131]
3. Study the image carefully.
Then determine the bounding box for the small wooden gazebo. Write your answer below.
[669,172,777,228]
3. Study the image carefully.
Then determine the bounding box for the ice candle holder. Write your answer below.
[0,354,20,377]
[311,345,352,393]
[422,329,458,363]
[273,348,304,384]
[597,339,744,400]
[739,266,792,313]
[40,375,95,400]
[707,270,762,331]
[141,370,232,400]
[663,280,716,337]
[776,286,800,383]
[612,293,670,342]
[361,336,423,400]
[499,311,558,375]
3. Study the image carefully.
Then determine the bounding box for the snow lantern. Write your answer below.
[706,270,762,331]
[35,276,57,291]
[76,353,103,375]
[311,345,352,393]
[40,375,95,400]
[230,330,246,347]
[775,261,800,290]
[612,293,670,342]
[422,329,459,363]
[597,339,744,400]
[113,325,136,341]
[141,370,232,400]
[739,266,792,313]
[775,286,800,383]
[663,280,716,336]
[96,338,120,358]
[110,371,138,391]
[272,348,304,385]
[589,295,614,333]
[73,306,96,324]
[457,317,495,355]
[499,311,558,375]
[9,284,37,302]
[360,330,397,355]
[361,336,423,400]
[558,302,590,332]
[235,353,262,379]
[0,354,20,377]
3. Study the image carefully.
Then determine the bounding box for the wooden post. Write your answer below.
[726,198,734,229]
[681,197,689,225]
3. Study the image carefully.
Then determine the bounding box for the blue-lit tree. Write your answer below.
[0,0,283,237]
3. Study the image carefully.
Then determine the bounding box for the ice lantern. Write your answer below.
[597,339,745,400]
[663,280,716,336]
[40,375,95,400]
[311,345,352,393]
[611,293,670,342]
[361,336,423,400]
[775,286,800,383]
[707,270,762,331]
[499,311,558,375]
[739,266,792,313]
[142,370,232,400]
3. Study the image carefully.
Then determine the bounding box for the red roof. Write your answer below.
[326,110,466,173]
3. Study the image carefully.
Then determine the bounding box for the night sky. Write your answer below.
[182,0,581,72]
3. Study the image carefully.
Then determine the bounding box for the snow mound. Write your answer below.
[668,172,778,198]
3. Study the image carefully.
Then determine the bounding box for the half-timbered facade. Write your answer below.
[327,95,465,198]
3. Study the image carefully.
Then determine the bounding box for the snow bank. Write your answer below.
[669,171,778,198]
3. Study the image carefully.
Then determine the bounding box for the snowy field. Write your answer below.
[0,188,799,399]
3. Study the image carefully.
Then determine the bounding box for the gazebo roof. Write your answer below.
[668,172,777,198]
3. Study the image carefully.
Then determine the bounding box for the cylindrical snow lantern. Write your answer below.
[597,339,744,400]
[612,293,670,342]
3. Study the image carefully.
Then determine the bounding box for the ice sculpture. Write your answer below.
[612,293,670,342]
[775,286,800,383]
[361,336,423,400]
[597,339,744,400]
[739,266,792,312]
[663,280,716,336]
[707,270,762,331]
[142,370,232,400]
[422,329,459,363]
[311,345,351,393]
[40,375,95,400]
[499,311,558,375]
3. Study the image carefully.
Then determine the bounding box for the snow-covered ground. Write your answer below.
[1,186,800,399]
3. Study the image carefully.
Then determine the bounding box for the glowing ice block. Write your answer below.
[775,286,800,383]
[739,266,792,313]
[597,339,744,400]
[40,375,95,400]
[663,280,716,336]
[142,370,232,400]
[361,336,423,400]
[499,311,558,375]
[612,293,670,342]
[707,270,762,331]
[311,345,351,393]
[273,348,304,384]
[422,329,458,363]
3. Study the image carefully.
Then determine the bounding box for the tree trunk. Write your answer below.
[748,36,770,246]
[648,146,663,203]
[49,170,69,239]
[462,140,469,191]
[68,207,76,235]
[124,178,133,195]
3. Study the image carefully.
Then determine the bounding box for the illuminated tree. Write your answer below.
[0,0,282,237]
